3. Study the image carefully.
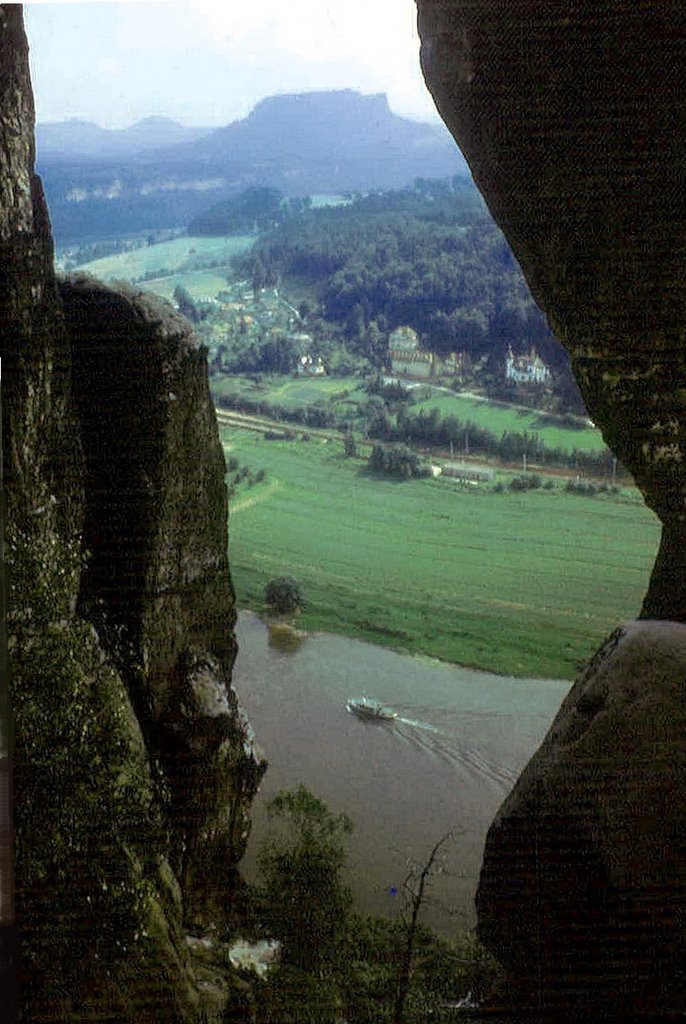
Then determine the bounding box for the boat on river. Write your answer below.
[345,696,397,721]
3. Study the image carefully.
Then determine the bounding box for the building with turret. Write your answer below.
[505,346,551,384]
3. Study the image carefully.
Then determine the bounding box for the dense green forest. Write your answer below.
[188,187,312,236]
[225,179,582,408]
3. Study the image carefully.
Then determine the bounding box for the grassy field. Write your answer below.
[78,234,254,281]
[212,373,607,456]
[412,391,605,453]
[141,270,233,302]
[221,426,660,679]
[213,374,367,408]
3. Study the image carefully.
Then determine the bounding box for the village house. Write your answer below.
[505,345,551,384]
[389,326,463,379]
[296,354,326,376]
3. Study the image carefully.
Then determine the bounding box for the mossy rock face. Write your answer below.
[1,11,264,1020]
[60,276,266,920]
[10,528,198,1023]
[416,3,686,1017]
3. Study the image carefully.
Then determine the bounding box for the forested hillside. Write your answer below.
[229,180,582,406]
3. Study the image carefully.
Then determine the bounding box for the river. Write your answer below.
[232,611,571,935]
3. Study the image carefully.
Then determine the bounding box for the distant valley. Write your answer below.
[36,90,469,243]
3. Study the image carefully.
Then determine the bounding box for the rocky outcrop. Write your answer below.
[416,1,686,619]
[2,7,264,1022]
[415,2,686,1017]
[475,623,686,1019]
[60,276,265,925]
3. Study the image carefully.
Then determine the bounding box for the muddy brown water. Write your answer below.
[233,611,571,935]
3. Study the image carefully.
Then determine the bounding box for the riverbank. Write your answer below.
[232,611,570,934]
[223,426,659,679]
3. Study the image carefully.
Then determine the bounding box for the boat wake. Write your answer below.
[392,714,518,790]
[395,715,439,732]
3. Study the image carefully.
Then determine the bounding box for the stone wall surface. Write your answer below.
[2,7,264,1022]
[416,2,686,1017]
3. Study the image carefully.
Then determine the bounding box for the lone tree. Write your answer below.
[172,283,199,323]
[343,430,357,458]
[393,830,455,1024]
[264,575,303,614]
[256,785,353,971]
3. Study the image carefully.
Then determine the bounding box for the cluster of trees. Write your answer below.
[230,181,579,403]
[368,444,430,480]
[214,389,623,479]
[187,187,314,236]
[250,785,496,1023]
[211,333,308,376]
[225,455,266,498]
[216,392,341,429]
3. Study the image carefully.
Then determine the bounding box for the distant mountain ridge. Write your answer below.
[36,90,470,242]
[36,115,212,159]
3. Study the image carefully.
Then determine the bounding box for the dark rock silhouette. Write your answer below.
[417,2,686,1017]
[2,7,264,1022]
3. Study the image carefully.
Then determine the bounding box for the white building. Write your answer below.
[505,346,551,384]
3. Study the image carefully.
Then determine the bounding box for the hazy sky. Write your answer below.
[25,1,440,129]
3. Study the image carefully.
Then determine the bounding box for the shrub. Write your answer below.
[509,473,542,491]
[264,576,303,613]
[256,786,352,972]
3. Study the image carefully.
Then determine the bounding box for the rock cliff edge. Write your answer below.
[2,8,265,1022]
[416,2,686,1018]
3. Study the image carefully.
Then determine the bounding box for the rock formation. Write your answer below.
[476,622,686,1019]
[416,1,686,1017]
[2,7,264,1022]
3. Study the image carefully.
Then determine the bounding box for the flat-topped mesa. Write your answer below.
[417,1,686,619]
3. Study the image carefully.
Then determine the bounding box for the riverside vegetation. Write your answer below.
[246,785,496,1024]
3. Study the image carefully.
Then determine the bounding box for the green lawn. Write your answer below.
[412,391,605,453]
[78,234,255,281]
[213,375,366,407]
[221,427,660,679]
[141,270,233,302]
[212,374,606,456]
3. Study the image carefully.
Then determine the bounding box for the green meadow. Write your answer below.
[212,374,606,456]
[141,270,232,302]
[221,427,660,679]
[411,391,605,453]
[212,374,368,409]
[78,233,254,282]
